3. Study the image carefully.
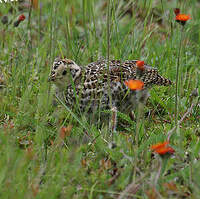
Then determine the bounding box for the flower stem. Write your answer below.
[154,157,162,186]
[154,157,168,186]
[175,26,184,133]
[133,98,144,181]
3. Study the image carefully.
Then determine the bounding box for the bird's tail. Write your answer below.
[154,74,172,86]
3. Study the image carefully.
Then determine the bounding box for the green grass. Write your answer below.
[0,0,199,198]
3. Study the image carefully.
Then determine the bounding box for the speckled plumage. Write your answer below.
[49,58,172,114]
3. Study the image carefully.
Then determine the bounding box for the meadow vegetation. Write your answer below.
[0,0,199,198]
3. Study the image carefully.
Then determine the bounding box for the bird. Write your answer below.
[48,58,172,118]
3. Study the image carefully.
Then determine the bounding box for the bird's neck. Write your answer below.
[69,65,82,82]
[60,66,83,91]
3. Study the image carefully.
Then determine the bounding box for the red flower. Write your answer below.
[14,14,26,27]
[151,141,175,156]
[136,60,145,71]
[124,79,144,90]
[175,14,191,26]
[18,14,26,22]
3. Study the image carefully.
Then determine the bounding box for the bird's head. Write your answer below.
[48,58,81,89]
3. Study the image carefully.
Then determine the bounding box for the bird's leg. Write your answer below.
[109,106,118,141]
[136,88,150,105]
[129,111,136,121]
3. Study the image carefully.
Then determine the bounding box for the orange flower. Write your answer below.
[136,60,145,71]
[176,14,191,21]
[151,141,175,156]
[151,141,169,150]
[175,14,191,25]
[155,146,175,155]
[124,79,144,90]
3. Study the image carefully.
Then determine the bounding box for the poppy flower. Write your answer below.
[124,79,144,90]
[151,141,175,156]
[136,60,145,71]
[175,14,191,26]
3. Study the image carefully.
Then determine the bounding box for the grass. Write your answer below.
[0,0,199,198]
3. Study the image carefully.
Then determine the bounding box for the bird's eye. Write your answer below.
[62,70,67,76]
[54,64,59,70]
